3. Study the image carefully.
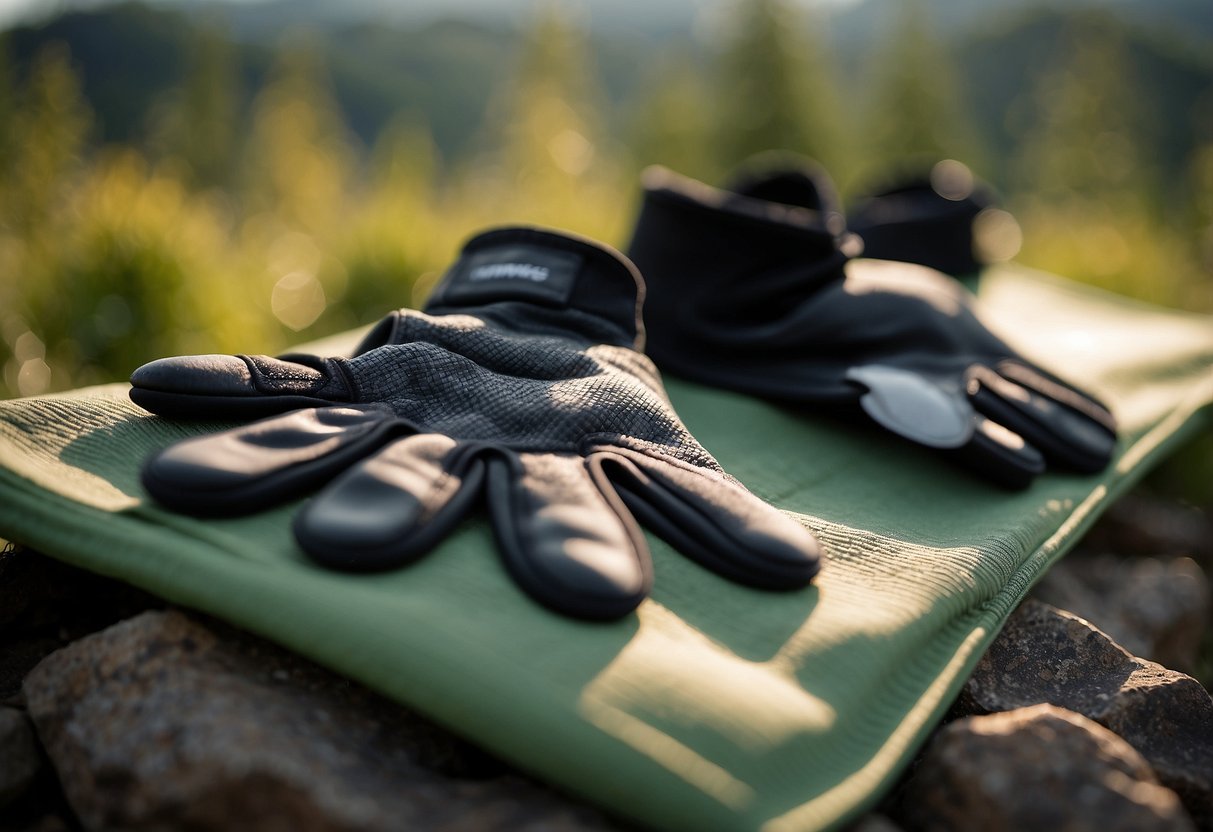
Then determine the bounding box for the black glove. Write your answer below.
[129,227,821,620]
[625,164,1117,489]
[848,159,1020,276]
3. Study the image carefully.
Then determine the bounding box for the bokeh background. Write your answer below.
[0,0,1210,495]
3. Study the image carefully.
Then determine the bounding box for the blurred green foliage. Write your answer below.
[0,0,1210,457]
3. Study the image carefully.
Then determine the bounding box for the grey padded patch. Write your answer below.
[847,364,974,449]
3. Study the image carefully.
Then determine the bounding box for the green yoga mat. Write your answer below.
[1,263,1211,831]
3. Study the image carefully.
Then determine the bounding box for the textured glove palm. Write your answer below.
[130,227,821,620]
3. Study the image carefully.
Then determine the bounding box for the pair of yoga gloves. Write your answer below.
[129,159,1119,621]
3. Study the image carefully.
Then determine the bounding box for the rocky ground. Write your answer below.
[1,489,1210,832]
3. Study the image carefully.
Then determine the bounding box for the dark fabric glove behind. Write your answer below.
[625,164,1117,490]
[129,227,821,621]
[848,159,1022,276]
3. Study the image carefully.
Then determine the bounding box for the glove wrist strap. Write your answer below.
[424,226,646,351]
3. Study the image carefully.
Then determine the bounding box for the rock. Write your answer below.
[0,546,160,703]
[1,705,43,807]
[0,637,62,709]
[0,546,160,635]
[956,599,1213,830]
[23,609,618,832]
[3,817,71,832]
[1031,554,1209,671]
[1080,494,1213,564]
[899,704,1193,832]
[845,813,905,831]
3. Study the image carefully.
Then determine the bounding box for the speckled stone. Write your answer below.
[0,705,42,807]
[1032,553,1208,671]
[901,704,1193,832]
[23,609,619,832]
[955,599,1213,829]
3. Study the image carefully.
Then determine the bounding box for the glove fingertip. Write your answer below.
[501,540,652,621]
[486,454,653,621]
[295,436,482,572]
[131,354,253,395]
[599,451,822,590]
[141,439,258,514]
[130,354,263,419]
[954,417,1045,490]
[753,519,823,587]
[1055,416,1118,473]
[971,364,1118,474]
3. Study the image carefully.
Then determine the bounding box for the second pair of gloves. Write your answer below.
[627,159,1117,490]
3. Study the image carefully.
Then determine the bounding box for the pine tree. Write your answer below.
[339,114,443,322]
[0,37,15,187]
[2,43,91,234]
[151,22,241,189]
[711,0,843,173]
[1,44,94,395]
[460,3,623,239]
[1189,143,1213,310]
[1011,13,1156,205]
[236,36,362,338]
[243,36,357,233]
[478,6,609,186]
[1008,14,1189,308]
[628,48,717,180]
[859,0,985,178]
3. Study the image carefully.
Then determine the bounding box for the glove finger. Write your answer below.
[592,446,820,589]
[846,363,1046,487]
[947,415,1045,490]
[968,363,1117,473]
[485,451,651,621]
[130,353,351,419]
[142,405,399,514]
[295,434,485,572]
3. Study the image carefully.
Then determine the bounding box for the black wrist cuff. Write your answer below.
[628,165,853,290]
[849,162,1002,276]
[425,226,646,350]
[624,165,855,378]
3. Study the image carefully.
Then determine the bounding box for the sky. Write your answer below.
[1,0,253,29]
[0,0,860,33]
[1,0,63,27]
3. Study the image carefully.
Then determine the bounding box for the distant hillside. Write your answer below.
[8,0,1210,45]
[829,0,1213,45]
[3,1,1210,181]
[4,2,204,144]
[956,7,1213,183]
[1,4,515,156]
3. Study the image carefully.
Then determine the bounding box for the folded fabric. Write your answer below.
[1,263,1210,831]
